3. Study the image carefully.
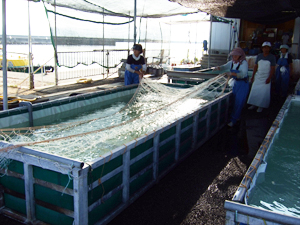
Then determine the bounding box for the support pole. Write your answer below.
[208,14,212,68]
[144,18,148,58]
[54,0,58,86]
[103,8,105,78]
[28,0,34,89]
[128,11,130,56]
[229,21,232,54]
[134,0,137,44]
[2,0,8,110]
[24,163,35,222]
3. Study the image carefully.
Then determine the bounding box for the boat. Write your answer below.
[0,48,54,73]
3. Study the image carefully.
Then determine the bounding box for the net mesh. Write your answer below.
[0,74,229,165]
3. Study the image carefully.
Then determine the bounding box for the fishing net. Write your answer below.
[0,74,229,165]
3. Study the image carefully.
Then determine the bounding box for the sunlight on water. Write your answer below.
[10,91,208,162]
[4,75,229,162]
[248,101,300,218]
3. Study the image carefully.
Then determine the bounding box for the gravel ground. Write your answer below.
[0,76,294,225]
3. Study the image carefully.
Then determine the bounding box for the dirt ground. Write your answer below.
[0,76,294,225]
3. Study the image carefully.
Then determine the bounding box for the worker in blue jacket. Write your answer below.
[275,44,293,98]
[125,44,147,85]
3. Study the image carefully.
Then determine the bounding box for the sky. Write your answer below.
[0,0,211,42]
[0,0,51,36]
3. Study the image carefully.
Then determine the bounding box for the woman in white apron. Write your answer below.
[247,42,276,112]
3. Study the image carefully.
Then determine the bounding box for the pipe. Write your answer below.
[2,0,8,110]
[19,101,33,127]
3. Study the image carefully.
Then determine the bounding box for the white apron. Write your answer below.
[247,60,271,108]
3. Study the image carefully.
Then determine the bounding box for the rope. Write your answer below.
[45,9,134,25]
[0,74,229,162]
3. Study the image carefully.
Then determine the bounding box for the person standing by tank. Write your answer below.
[125,44,146,86]
[247,42,276,112]
[275,44,293,98]
[214,47,249,127]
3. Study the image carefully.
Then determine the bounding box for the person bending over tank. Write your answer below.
[125,44,147,85]
[214,47,249,127]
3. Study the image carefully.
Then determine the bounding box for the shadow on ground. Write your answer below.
[0,78,295,225]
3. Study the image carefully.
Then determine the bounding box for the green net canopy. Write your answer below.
[42,0,199,18]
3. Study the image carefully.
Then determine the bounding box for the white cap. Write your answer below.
[280,44,289,50]
[262,42,271,47]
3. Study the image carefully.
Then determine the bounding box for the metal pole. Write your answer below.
[128,11,130,56]
[28,0,34,89]
[134,0,137,44]
[103,8,105,78]
[208,14,212,68]
[195,22,198,65]
[2,0,8,110]
[229,21,232,54]
[54,0,58,85]
[144,18,147,58]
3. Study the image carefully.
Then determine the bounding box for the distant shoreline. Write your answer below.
[0,35,167,46]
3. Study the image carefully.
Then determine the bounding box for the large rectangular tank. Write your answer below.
[0,82,232,225]
[224,95,300,225]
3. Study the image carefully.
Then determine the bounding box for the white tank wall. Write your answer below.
[211,23,231,52]
[211,19,240,54]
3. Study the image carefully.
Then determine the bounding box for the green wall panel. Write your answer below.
[180,128,193,143]
[88,172,122,206]
[7,160,24,174]
[198,119,206,129]
[34,184,74,211]
[211,103,218,112]
[88,190,122,225]
[160,126,176,142]
[4,193,26,215]
[181,117,193,130]
[33,166,73,189]
[179,139,192,157]
[210,121,217,133]
[197,129,206,142]
[210,111,218,122]
[90,155,123,184]
[158,152,175,175]
[35,204,74,225]
[130,153,153,177]
[0,176,24,194]
[130,139,153,159]
[159,139,175,158]
[129,169,152,196]
[198,109,208,119]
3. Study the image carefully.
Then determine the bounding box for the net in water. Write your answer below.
[0,74,229,164]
